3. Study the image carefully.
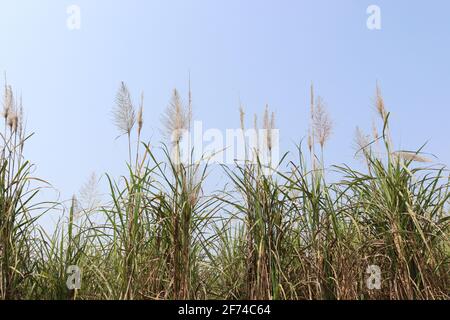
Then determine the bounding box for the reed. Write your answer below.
[0,80,48,299]
[0,80,447,300]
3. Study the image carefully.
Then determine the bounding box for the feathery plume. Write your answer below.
[372,120,379,141]
[270,111,275,134]
[79,172,101,212]
[263,105,270,150]
[163,89,189,145]
[70,194,81,222]
[263,105,270,129]
[374,83,394,151]
[253,114,259,155]
[355,127,371,157]
[269,111,276,153]
[262,105,276,152]
[239,103,249,161]
[392,151,432,163]
[17,95,25,152]
[313,97,333,148]
[8,114,18,133]
[307,129,313,152]
[113,82,136,136]
[3,85,13,122]
[375,83,387,120]
[355,127,368,150]
[239,104,245,131]
[7,105,18,133]
[137,92,144,137]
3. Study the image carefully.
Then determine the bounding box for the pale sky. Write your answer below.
[1,1,449,226]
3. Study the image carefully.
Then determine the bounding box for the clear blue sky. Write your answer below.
[1,0,449,212]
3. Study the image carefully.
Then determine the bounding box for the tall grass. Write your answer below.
[0,80,448,300]
[0,81,48,299]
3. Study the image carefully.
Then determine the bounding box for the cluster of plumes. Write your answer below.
[113,81,195,165]
[308,85,333,153]
[2,83,23,135]
[162,89,191,146]
[353,84,387,160]
[239,103,277,155]
[354,84,432,164]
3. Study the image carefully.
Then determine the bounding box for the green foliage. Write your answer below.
[0,83,448,300]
